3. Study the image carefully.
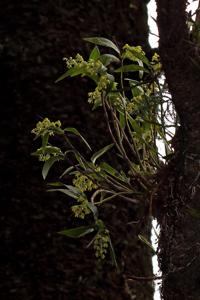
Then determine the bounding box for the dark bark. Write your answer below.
[156,0,200,299]
[0,1,153,299]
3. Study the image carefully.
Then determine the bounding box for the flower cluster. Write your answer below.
[71,173,97,218]
[93,229,110,259]
[63,54,103,77]
[31,118,62,137]
[88,75,110,104]
[126,101,136,114]
[151,52,161,72]
[33,145,63,162]
[63,53,85,68]
[71,201,91,219]
[122,44,145,61]
[38,152,51,162]
[73,172,98,193]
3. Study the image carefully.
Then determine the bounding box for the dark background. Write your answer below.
[0,1,153,299]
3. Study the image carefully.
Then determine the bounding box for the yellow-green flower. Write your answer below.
[73,172,98,192]
[123,44,145,61]
[151,52,162,72]
[31,118,62,137]
[71,203,91,219]
[93,229,110,259]
[63,53,104,77]
[63,53,85,68]
[88,75,110,105]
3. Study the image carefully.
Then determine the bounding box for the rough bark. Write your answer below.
[156,0,200,299]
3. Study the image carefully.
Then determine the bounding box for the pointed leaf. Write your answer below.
[128,115,142,135]
[138,234,156,253]
[83,37,120,54]
[55,67,86,83]
[91,143,114,164]
[42,133,49,147]
[64,127,92,151]
[109,238,118,268]
[100,162,118,177]
[89,46,100,60]
[42,157,60,180]
[59,166,75,178]
[99,54,120,66]
[75,153,86,170]
[48,188,79,199]
[87,202,98,218]
[47,182,64,187]
[63,184,81,195]
[58,225,95,238]
[119,111,126,130]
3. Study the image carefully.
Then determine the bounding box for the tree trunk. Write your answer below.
[156,0,200,298]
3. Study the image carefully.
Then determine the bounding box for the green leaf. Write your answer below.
[95,219,105,231]
[47,182,63,187]
[63,184,81,195]
[127,49,150,66]
[99,54,120,66]
[91,143,114,164]
[75,153,86,170]
[42,133,49,147]
[55,67,86,83]
[55,70,70,83]
[42,157,60,180]
[100,162,118,177]
[59,166,75,179]
[87,202,98,218]
[109,238,118,268]
[128,115,142,135]
[119,111,126,130]
[58,225,95,238]
[89,46,100,60]
[115,64,148,73]
[64,127,92,151]
[138,234,156,253]
[83,37,120,54]
[92,98,102,110]
[48,188,79,199]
